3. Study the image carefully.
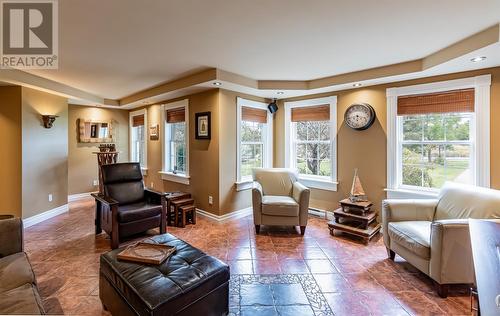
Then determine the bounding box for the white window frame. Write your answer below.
[236,97,273,191]
[159,99,190,185]
[129,109,148,174]
[386,74,491,199]
[284,96,338,191]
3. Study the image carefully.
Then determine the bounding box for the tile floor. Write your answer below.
[24,198,472,315]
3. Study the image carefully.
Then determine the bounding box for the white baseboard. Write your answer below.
[23,204,69,228]
[68,192,96,202]
[196,207,252,222]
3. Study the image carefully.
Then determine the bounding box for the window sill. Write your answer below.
[235,180,254,191]
[299,176,338,191]
[159,171,190,185]
[384,188,439,199]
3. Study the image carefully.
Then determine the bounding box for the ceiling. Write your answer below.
[4,0,500,106]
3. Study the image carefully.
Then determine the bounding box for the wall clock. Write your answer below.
[344,103,376,131]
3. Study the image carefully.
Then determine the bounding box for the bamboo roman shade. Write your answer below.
[242,106,267,123]
[291,105,330,122]
[397,88,474,115]
[132,114,144,127]
[166,107,185,123]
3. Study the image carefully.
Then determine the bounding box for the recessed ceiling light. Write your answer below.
[277,91,284,95]
[353,83,362,87]
[213,82,222,86]
[470,56,486,63]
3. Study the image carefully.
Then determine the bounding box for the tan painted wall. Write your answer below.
[140,90,221,214]
[0,87,22,217]
[218,89,268,215]
[68,105,129,195]
[275,67,500,212]
[21,87,68,219]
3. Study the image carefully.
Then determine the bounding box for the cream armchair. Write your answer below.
[252,168,310,235]
[382,182,500,297]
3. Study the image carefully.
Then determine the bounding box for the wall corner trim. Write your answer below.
[68,192,96,202]
[196,207,252,222]
[23,204,69,228]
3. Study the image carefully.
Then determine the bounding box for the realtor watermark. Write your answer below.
[0,0,58,69]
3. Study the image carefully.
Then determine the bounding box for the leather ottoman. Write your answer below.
[99,234,230,316]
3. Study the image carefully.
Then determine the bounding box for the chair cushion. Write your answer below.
[388,221,431,259]
[0,252,35,293]
[253,168,297,196]
[262,196,299,217]
[118,202,162,223]
[0,283,44,315]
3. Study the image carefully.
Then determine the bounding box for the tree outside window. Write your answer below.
[294,121,331,177]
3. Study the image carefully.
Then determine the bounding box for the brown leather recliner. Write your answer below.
[93,162,167,249]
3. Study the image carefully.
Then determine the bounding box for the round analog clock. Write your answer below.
[344,103,376,131]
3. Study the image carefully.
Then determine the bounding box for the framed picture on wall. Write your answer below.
[195,112,211,139]
[149,124,159,141]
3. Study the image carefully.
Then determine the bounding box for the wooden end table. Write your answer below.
[328,207,381,244]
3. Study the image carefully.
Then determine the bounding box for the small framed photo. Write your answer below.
[195,112,211,139]
[149,124,159,141]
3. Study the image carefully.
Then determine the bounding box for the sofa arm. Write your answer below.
[429,219,474,284]
[252,182,263,225]
[382,199,438,248]
[293,182,310,226]
[0,217,23,257]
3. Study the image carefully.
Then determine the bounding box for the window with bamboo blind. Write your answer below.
[291,104,330,122]
[236,98,273,184]
[397,88,474,115]
[283,96,337,189]
[129,110,147,168]
[166,107,185,123]
[242,106,267,123]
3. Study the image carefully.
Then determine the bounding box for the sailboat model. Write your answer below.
[349,169,368,202]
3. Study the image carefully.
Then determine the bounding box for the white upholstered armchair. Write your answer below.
[252,168,310,235]
[382,182,500,297]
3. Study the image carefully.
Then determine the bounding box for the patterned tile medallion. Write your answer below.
[229,274,333,316]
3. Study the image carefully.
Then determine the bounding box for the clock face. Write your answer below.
[344,103,376,130]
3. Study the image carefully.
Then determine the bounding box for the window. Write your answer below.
[386,75,491,198]
[129,109,147,170]
[284,96,337,191]
[236,98,272,189]
[161,99,189,184]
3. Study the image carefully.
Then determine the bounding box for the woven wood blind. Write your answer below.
[242,106,267,123]
[397,88,474,115]
[291,105,330,122]
[132,114,144,127]
[166,107,185,123]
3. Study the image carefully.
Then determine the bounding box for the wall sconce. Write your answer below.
[42,115,58,128]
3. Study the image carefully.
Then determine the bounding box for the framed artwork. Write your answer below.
[195,112,211,139]
[150,124,159,140]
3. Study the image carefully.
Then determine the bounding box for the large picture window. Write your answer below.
[161,99,190,184]
[284,96,337,191]
[236,98,272,188]
[386,75,491,198]
[129,109,147,170]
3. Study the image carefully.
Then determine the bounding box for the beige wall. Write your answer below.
[0,87,22,218]
[218,89,268,214]
[275,67,500,212]
[68,105,129,195]
[21,88,68,219]
[140,90,221,214]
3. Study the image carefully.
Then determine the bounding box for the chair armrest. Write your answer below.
[293,182,310,226]
[382,199,438,248]
[0,218,23,257]
[144,188,167,197]
[430,219,474,284]
[144,188,167,204]
[91,193,119,206]
[252,182,263,225]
